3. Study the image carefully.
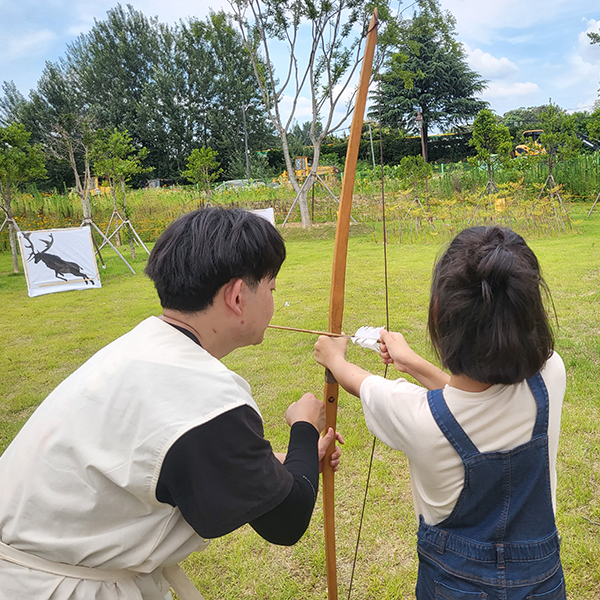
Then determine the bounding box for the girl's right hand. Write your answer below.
[378,329,416,372]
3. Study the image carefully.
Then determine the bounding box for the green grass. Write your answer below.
[1,205,599,599]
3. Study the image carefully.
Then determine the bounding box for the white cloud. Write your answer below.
[278,95,313,125]
[440,0,591,43]
[576,19,600,64]
[4,29,57,60]
[482,81,540,99]
[464,44,519,78]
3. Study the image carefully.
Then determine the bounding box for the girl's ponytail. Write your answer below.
[429,227,554,385]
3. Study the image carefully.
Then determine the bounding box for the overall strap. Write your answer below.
[427,388,479,460]
[526,372,550,437]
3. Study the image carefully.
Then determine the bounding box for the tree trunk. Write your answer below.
[297,176,312,228]
[422,122,429,163]
[68,142,92,221]
[279,127,311,228]
[1,184,19,273]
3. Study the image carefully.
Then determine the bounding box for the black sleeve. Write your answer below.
[156,405,319,543]
[249,421,320,545]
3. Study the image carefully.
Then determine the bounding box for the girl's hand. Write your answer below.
[318,428,345,473]
[314,335,348,370]
[379,329,416,372]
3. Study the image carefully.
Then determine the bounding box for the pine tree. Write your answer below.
[375,0,487,161]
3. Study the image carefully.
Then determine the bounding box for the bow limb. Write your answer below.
[322,11,379,600]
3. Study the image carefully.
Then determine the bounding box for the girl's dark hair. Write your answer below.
[145,208,286,312]
[428,227,554,385]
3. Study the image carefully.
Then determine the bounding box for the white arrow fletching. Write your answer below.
[352,326,383,352]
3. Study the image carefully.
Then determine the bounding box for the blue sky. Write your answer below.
[1,0,599,126]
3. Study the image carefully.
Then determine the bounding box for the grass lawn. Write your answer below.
[1,205,599,599]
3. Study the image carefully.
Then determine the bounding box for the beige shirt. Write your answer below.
[359,352,566,525]
[0,317,259,599]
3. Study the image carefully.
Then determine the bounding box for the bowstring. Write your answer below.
[346,73,391,600]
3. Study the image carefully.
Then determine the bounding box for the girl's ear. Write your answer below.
[222,278,244,316]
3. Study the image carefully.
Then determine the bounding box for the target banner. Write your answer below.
[18,227,101,297]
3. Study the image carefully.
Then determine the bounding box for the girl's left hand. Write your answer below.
[314,335,348,370]
[318,427,345,473]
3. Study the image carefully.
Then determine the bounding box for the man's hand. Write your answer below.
[318,428,344,473]
[285,393,326,433]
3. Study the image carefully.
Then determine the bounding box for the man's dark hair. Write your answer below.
[145,208,286,312]
[428,226,554,385]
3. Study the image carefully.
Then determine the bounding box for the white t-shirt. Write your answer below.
[359,352,566,526]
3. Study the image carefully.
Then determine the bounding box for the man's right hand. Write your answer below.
[285,393,326,433]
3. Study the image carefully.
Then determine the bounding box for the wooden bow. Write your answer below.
[322,11,379,600]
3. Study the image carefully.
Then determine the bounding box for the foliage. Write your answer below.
[469,108,513,190]
[92,128,151,191]
[396,154,432,190]
[10,6,273,182]
[0,124,46,193]
[375,0,487,161]
[229,0,402,226]
[182,148,224,194]
[0,123,46,271]
[537,102,581,179]
[0,81,27,127]
[587,109,600,141]
[499,105,547,138]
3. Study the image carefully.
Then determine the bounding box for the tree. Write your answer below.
[91,128,151,257]
[376,0,487,162]
[24,61,96,220]
[588,108,600,140]
[397,154,433,220]
[0,81,27,126]
[63,6,273,180]
[229,0,401,227]
[469,109,513,194]
[500,105,547,138]
[0,124,46,272]
[538,102,580,183]
[182,148,223,204]
[535,102,581,218]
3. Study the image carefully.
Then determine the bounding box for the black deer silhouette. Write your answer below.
[22,232,95,285]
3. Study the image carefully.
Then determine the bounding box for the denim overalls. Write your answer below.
[416,374,565,600]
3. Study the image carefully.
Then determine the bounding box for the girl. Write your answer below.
[315,226,566,600]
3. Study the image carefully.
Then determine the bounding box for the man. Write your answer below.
[0,208,340,599]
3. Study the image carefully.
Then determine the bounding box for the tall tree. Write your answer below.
[182,12,276,176]
[65,5,166,173]
[24,62,96,220]
[229,0,401,227]
[0,124,46,272]
[376,0,487,161]
[61,6,272,180]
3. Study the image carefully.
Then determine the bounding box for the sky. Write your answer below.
[1,0,599,127]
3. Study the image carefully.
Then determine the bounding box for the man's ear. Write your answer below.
[222,278,244,316]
